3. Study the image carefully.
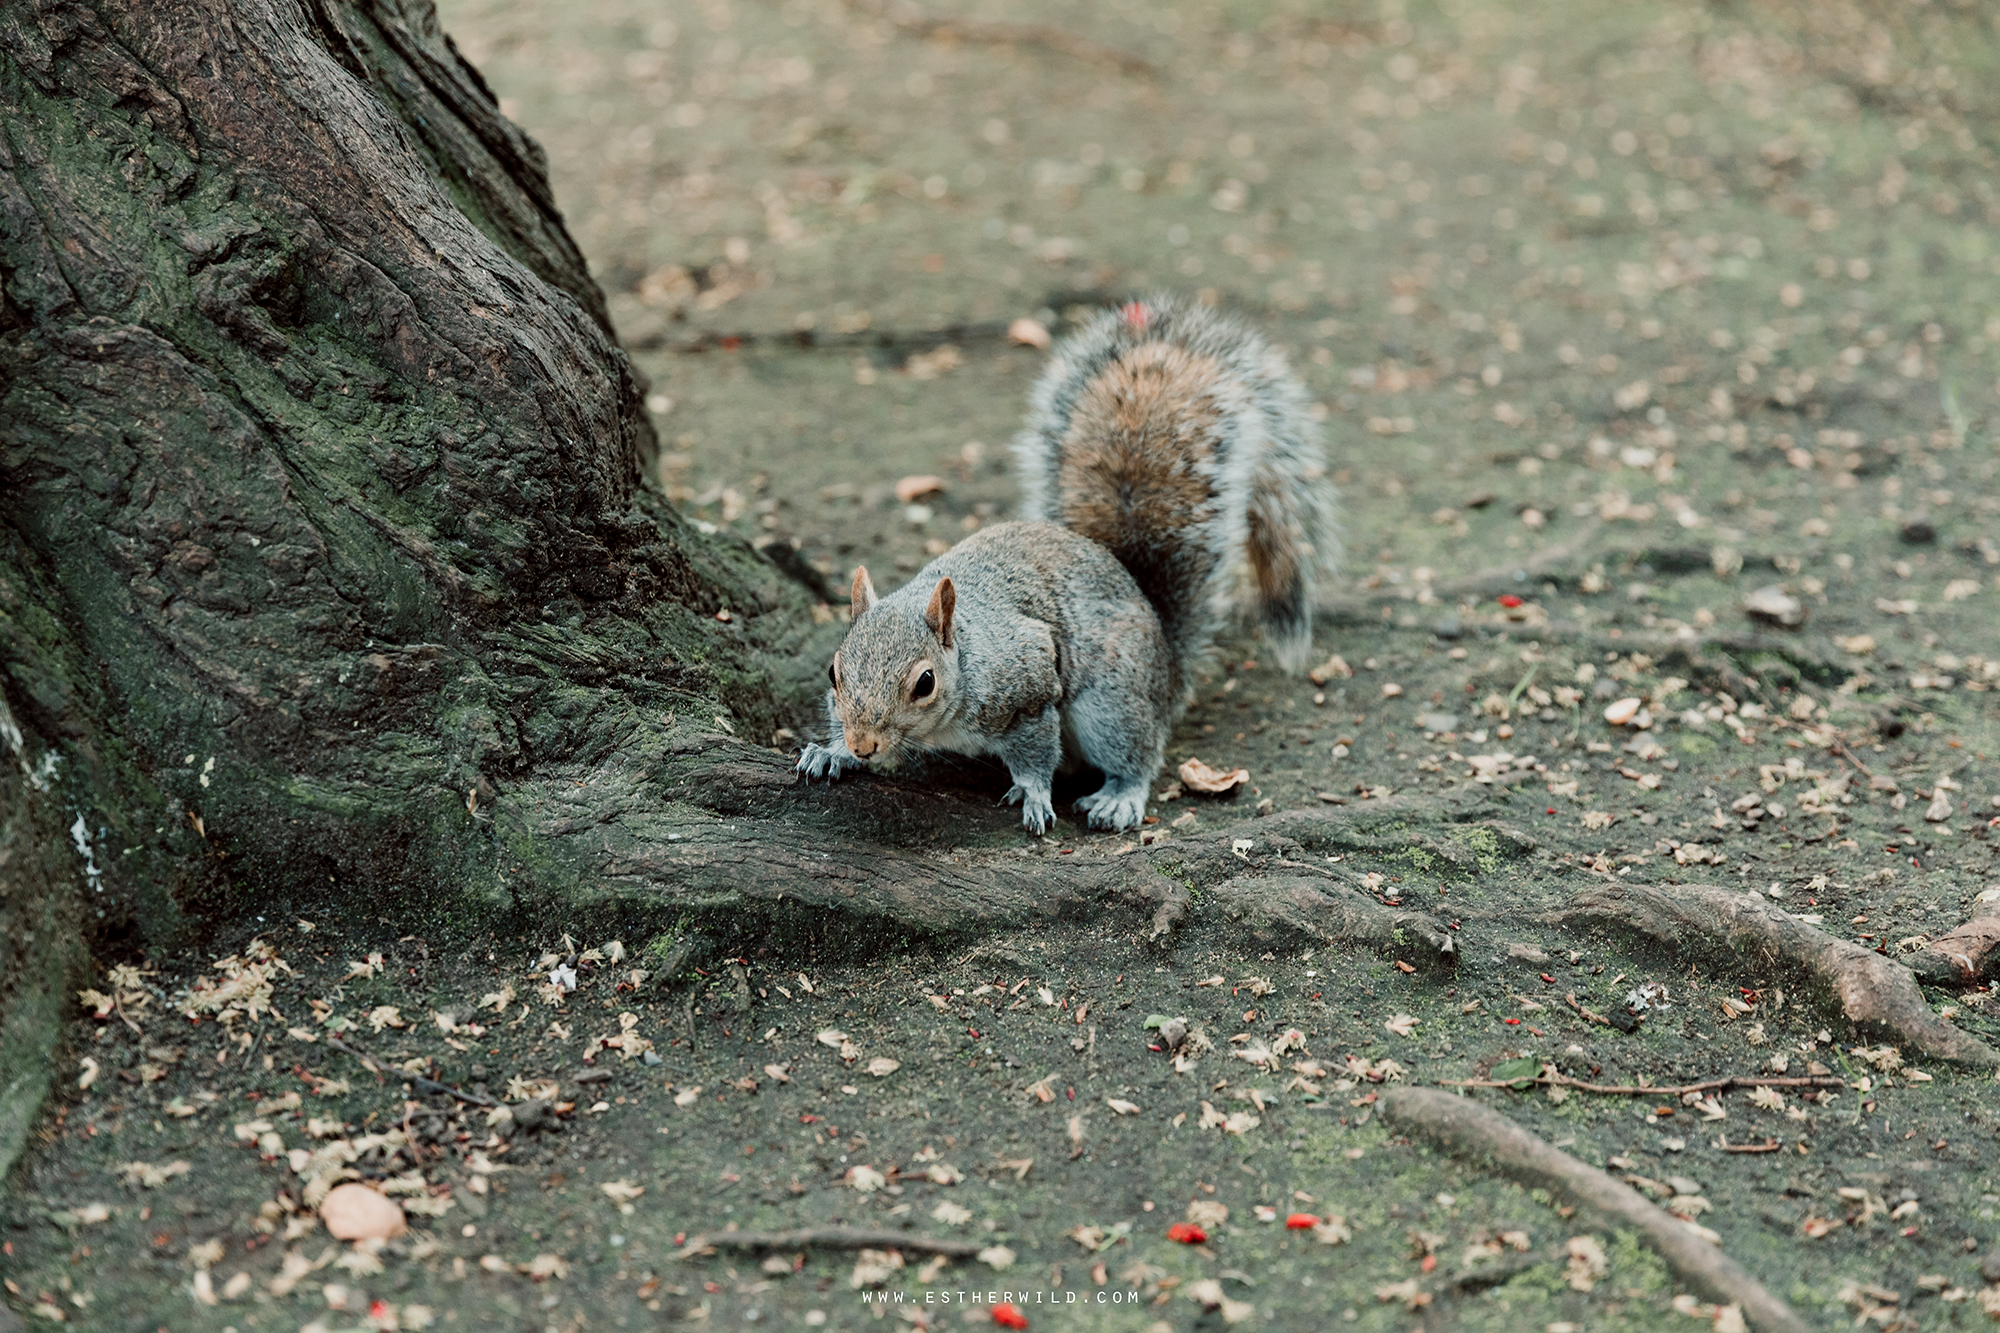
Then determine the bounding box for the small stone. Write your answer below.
[1602,697,1643,726]
[1742,585,1804,628]
[1980,1247,2000,1284]
[1898,518,1936,545]
[320,1184,407,1241]
[1158,1018,1188,1051]
[1418,712,1458,734]
[1434,616,1463,640]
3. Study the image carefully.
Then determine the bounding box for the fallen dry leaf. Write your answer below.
[1007,317,1051,350]
[1565,1235,1608,1291]
[1179,758,1249,794]
[1308,653,1354,684]
[1186,1200,1229,1228]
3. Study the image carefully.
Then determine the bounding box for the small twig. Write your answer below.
[1831,738,1875,779]
[1565,992,1610,1026]
[1440,1072,1844,1098]
[325,1035,497,1108]
[687,1226,982,1258]
[1720,1140,1783,1154]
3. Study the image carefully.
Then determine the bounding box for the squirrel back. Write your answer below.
[1011,296,1336,699]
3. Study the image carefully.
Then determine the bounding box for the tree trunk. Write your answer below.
[0,0,826,1174]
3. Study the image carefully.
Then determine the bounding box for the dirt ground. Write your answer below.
[6,0,2000,1328]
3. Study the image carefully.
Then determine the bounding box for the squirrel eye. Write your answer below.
[911,669,935,700]
[828,662,838,689]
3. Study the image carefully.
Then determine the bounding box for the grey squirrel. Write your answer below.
[796,295,1336,834]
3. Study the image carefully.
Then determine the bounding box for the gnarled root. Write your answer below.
[1905,898,2000,986]
[1208,875,1455,967]
[1379,1087,1810,1333]
[1550,883,1998,1067]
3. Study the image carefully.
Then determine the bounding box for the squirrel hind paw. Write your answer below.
[1076,781,1147,832]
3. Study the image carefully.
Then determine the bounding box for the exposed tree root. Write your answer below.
[1440,1072,1843,1098]
[519,744,1515,958]
[1207,875,1455,966]
[1548,883,1999,1067]
[1905,898,2000,986]
[1378,1087,1811,1333]
[685,1226,983,1258]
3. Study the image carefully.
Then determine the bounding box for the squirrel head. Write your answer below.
[827,566,959,762]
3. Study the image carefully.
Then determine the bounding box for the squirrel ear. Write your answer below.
[849,566,879,620]
[924,576,956,648]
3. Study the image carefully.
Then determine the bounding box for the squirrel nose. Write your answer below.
[846,729,878,758]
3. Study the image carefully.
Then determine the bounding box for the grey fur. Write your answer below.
[796,522,1171,834]
[798,297,1335,835]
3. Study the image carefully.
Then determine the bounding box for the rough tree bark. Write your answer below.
[0,0,831,1173]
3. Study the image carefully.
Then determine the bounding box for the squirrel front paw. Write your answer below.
[1001,784,1056,836]
[796,742,860,781]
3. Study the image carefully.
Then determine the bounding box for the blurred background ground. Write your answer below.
[442,0,2000,628]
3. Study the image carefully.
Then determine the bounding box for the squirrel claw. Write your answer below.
[1076,780,1147,832]
[1001,784,1055,835]
[1018,792,1056,836]
[796,743,858,781]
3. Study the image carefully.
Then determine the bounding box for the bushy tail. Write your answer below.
[1012,295,1337,698]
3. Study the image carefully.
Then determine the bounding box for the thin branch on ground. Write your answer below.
[684,1226,984,1257]
[1566,992,1610,1025]
[1440,1072,1844,1097]
[1380,1087,1811,1333]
